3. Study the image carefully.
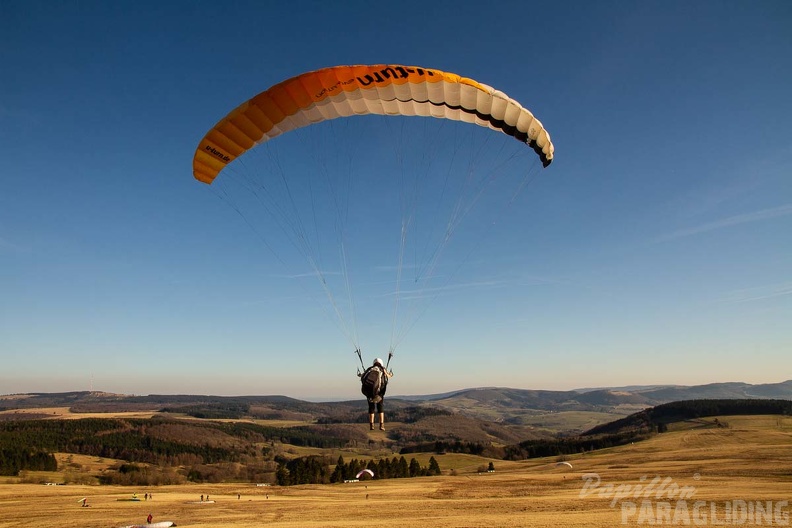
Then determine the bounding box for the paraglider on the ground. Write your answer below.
[192,64,555,372]
[118,522,174,528]
[356,469,375,479]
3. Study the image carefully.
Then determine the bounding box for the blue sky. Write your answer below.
[1,1,790,399]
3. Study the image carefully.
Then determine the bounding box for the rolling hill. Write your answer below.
[1,379,790,434]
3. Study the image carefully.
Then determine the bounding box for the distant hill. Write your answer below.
[637,380,792,401]
[573,384,681,393]
[584,398,792,436]
[1,380,790,434]
[406,380,792,425]
[571,389,651,406]
[2,387,791,485]
[502,398,792,461]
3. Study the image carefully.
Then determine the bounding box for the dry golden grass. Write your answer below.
[518,411,624,432]
[1,415,789,528]
[0,407,161,421]
[55,453,121,474]
[0,408,315,428]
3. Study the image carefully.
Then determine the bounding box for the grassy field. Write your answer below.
[515,411,626,432]
[0,406,162,421]
[1,415,790,527]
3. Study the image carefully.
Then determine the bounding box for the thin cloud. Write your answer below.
[664,173,763,221]
[658,204,792,242]
[717,282,792,304]
[383,273,563,300]
[516,274,572,287]
[393,278,509,297]
[271,270,342,279]
[374,263,421,272]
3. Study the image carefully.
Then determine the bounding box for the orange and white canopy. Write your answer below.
[193,64,554,184]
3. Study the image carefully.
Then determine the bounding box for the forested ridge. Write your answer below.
[0,417,352,476]
[502,399,792,461]
[1,399,789,480]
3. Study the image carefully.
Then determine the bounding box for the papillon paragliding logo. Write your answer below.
[580,473,790,526]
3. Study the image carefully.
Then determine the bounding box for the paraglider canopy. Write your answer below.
[555,461,573,469]
[191,64,555,356]
[356,469,375,479]
[193,64,554,184]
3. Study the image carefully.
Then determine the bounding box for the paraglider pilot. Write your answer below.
[359,357,393,431]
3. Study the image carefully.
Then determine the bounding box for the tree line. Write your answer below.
[276,454,441,486]
[161,402,250,419]
[0,447,57,476]
[0,418,239,466]
[505,399,792,461]
[0,417,351,469]
[399,440,489,456]
[502,430,653,460]
[585,399,792,436]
